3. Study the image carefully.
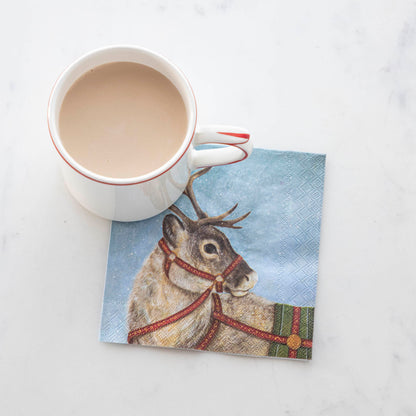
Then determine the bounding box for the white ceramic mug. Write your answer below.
[48,45,252,222]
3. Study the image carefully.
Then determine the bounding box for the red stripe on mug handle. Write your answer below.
[217,132,250,140]
[189,125,252,169]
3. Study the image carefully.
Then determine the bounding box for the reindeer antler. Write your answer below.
[168,205,193,227]
[169,168,250,229]
[198,206,251,229]
[183,168,211,219]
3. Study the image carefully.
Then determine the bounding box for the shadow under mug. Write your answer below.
[47,45,252,222]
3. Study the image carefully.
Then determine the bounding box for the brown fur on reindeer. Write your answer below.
[127,168,292,356]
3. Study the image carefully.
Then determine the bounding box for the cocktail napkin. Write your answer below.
[100,148,325,359]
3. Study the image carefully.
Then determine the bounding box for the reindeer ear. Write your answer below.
[163,214,186,247]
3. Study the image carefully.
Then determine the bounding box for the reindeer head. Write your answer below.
[162,168,258,297]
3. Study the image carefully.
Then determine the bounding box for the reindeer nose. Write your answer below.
[241,270,259,290]
[236,270,257,291]
[226,270,258,297]
[245,271,258,288]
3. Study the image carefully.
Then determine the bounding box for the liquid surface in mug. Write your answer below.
[59,62,188,178]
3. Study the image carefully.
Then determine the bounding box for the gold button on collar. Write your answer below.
[287,334,302,350]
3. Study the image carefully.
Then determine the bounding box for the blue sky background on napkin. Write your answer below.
[101,148,325,343]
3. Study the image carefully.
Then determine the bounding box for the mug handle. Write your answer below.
[189,125,252,170]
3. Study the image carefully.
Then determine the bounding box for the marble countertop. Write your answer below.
[1,1,415,415]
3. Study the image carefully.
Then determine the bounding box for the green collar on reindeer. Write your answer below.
[158,238,243,293]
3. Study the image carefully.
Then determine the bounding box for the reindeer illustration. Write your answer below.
[127,168,257,348]
[127,168,314,358]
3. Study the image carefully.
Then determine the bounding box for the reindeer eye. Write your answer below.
[204,243,218,254]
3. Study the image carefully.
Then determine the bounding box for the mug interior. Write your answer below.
[48,46,197,185]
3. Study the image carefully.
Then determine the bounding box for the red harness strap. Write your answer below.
[158,238,243,293]
[128,240,242,344]
[127,285,213,344]
[195,293,222,350]
[212,312,288,345]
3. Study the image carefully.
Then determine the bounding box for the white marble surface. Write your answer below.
[1,1,415,415]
